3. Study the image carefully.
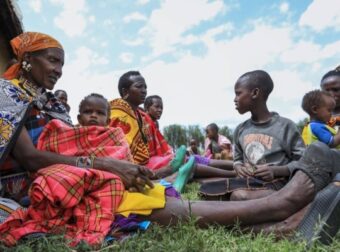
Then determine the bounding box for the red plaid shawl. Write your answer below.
[0,119,133,246]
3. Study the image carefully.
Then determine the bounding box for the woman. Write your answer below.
[109,71,236,189]
[0,32,157,246]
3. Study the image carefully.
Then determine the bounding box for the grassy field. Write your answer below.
[1,183,339,252]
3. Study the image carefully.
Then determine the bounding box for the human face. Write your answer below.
[147,98,163,120]
[234,79,253,114]
[25,48,64,90]
[321,76,340,111]
[206,127,217,140]
[55,91,68,104]
[314,95,336,123]
[124,75,147,107]
[77,97,109,126]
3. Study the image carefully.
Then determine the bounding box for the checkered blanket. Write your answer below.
[0,119,133,246]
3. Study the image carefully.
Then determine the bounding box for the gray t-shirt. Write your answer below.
[233,112,305,167]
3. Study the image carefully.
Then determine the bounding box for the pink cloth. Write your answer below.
[204,134,232,158]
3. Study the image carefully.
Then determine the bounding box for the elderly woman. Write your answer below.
[0,33,338,247]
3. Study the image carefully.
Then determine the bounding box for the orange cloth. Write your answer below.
[3,32,63,80]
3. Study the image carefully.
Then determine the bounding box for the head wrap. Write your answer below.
[2,32,63,80]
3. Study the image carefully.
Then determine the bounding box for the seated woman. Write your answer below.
[109,71,236,190]
[0,32,158,246]
[204,123,233,160]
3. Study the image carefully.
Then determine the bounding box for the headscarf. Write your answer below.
[2,32,63,80]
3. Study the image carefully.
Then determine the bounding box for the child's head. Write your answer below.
[234,70,273,114]
[78,93,110,126]
[54,89,70,112]
[144,95,163,120]
[302,90,335,123]
[189,138,198,148]
[206,123,219,139]
[320,66,340,112]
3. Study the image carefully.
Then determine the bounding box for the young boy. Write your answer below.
[144,95,163,129]
[231,70,305,200]
[301,90,340,148]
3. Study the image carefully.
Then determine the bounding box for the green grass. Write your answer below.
[1,183,339,252]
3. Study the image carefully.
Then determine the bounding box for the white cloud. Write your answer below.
[123,38,145,46]
[103,18,114,26]
[28,0,42,13]
[119,52,134,64]
[50,0,89,37]
[89,15,96,23]
[279,2,289,14]
[299,0,340,31]
[281,40,340,64]
[123,12,147,23]
[137,0,150,5]
[139,0,225,57]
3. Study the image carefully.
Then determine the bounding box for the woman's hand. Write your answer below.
[99,158,154,192]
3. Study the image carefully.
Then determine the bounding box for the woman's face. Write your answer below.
[124,75,147,107]
[25,47,64,90]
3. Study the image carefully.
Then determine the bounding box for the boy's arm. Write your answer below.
[232,125,253,177]
[310,123,336,147]
[254,165,290,181]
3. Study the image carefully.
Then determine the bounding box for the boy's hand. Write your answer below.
[254,165,275,181]
[234,163,253,178]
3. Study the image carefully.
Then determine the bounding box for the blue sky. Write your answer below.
[17,0,340,129]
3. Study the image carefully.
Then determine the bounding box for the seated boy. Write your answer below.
[301,90,340,148]
[231,70,305,200]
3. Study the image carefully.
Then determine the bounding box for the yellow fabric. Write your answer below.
[109,98,150,165]
[116,183,166,217]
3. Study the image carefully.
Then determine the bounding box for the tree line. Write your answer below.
[163,118,308,149]
[163,124,233,149]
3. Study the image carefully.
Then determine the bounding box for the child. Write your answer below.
[186,138,202,156]
[231,70,305,200]
[144,95,163,129]
[301,90,340,148]
[204,123,232,160]
[77,93,110,126]
[54,89,71,112]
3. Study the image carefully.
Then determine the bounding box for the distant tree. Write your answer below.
[219,125,234,143]
[296,118,309,133]
[163,124,187,149]
[187,125,205,147]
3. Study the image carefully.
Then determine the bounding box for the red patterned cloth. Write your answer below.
[0,119,133,246]
[141,111,173,157]
[0,165,124,246]
[37,119,133,162]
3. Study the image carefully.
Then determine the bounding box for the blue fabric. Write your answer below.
[310,121,333,145]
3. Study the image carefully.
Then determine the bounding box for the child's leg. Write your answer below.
[207,159,234,170]
[193,164,236,178]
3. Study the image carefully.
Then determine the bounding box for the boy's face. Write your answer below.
[234,79,253,114]
[314,95,336,123]
[78,97,109,126]
[148,98,163,120]
[321,76,340,110]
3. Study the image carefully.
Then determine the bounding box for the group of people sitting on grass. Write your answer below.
[0,31,340,248]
